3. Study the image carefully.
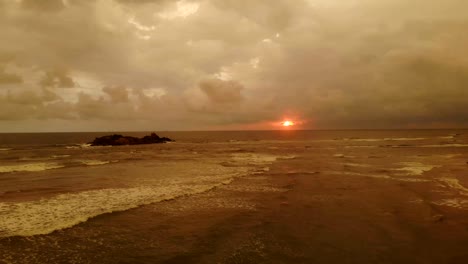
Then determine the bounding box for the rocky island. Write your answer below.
[90,133,173,146]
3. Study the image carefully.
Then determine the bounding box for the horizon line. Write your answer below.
[1,128,467,134]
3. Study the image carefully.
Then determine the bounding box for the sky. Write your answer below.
[0,0,467,132]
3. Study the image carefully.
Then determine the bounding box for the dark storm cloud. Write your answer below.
[0,0,467,131]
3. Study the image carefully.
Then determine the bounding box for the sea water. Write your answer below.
[0,130,467,263]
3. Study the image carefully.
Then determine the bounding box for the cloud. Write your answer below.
[102,86,130,103]
[0,0,468,131]
[199,79,244,104]
[40,69,75,88]
[0,68,22,84]
[20,0,65,12]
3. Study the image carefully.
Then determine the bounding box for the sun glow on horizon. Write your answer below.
[282,120,294,127]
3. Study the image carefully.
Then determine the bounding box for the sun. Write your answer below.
[282,120,294,127]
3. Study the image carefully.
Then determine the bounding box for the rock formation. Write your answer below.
[90,133,172,146]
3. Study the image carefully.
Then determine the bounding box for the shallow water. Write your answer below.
[1,130,468,263]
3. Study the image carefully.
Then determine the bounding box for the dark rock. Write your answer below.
[90,133,173,146]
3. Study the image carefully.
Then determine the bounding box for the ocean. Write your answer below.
[1,130,468,263]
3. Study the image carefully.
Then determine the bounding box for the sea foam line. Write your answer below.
[396,162,438,176]
[0,153,282,238]
[0,163,65,173]
[420,144,468,148]
[80,160,111,166]
[0,179,236,238]
[437,178,468,196]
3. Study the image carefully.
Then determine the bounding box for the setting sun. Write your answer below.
[282,121,294,127]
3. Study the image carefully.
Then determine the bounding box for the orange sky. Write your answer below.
[0,0,468,131]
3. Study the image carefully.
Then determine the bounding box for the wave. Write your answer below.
[0,153,280,238]
[330,171,430,182]
[342,163,372,168]
[0,162,65,173]
[80,160,112,166]
[0,148,12,151]
[433,198,468,209]
[420,144,468,148]
[231,153,280,165]
[51,155,71,159]
[380,143,468,148]
[333,154,355,158]
[346,138,382,142]
[384,137,426,141]
[0,182,232,237]
[438,134,461,140]
[396,162,438,176]
[345,145,377,148]
[0,159,113,173]
[20,155,71,161]
[438,136,455,140]
[437,178,468,196]
[65,143,92,149]
[19,155,69,161]
[340,137,426,142]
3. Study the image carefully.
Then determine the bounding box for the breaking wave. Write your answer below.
[0,153,282,238]
[0,182,230,237]
[396,162,438,176]
[0,163,65,173]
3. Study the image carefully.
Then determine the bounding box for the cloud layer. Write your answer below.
[0,0,467,131]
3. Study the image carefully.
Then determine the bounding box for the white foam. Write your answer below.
[437,178,468,195]
[0,183,227,237]
[0,148,12,151]
[279,155,297,160]
[420,144,468,148]
[397,178,431,183]
[219,184,288,193]
[433,198,468,209]
[438,154,462,159]
[396,162,438,176]
[342,137,425,142]
[332,171,430,182]
[231,153,279,165]
[80,160,111,166]
[335,171,392,180]
[51,155,71,159]
[345,145,376,148]
[347,138,382,142]
[342,163,372,168]
[0,153,279,237]
[0,163,65,173]
[65,143,92,149]
[384,137,426,141]
[438,136,455,140]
